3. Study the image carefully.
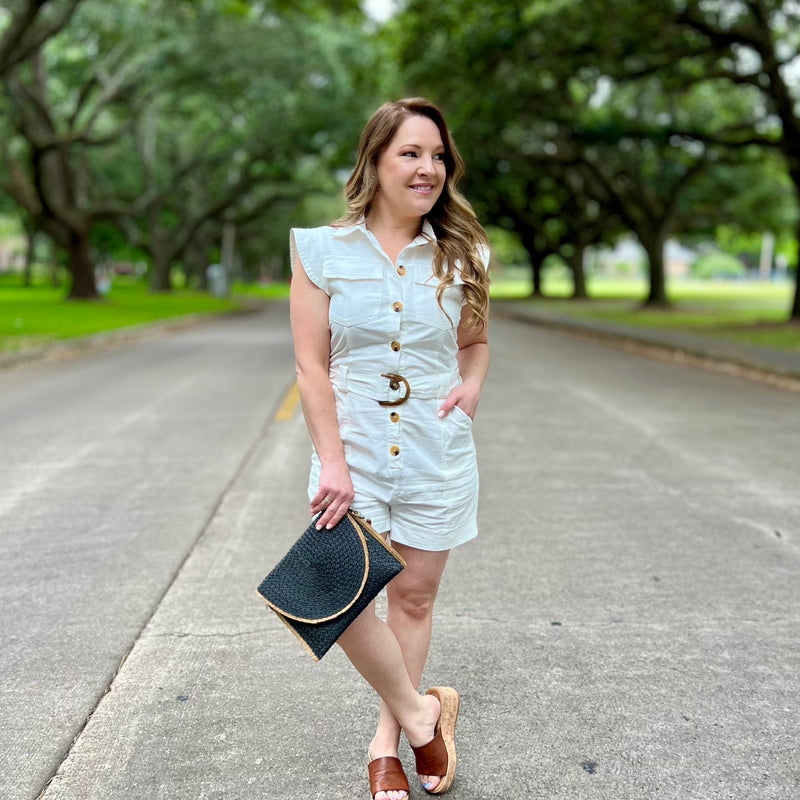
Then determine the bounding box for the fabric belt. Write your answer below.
[332,365,459,405]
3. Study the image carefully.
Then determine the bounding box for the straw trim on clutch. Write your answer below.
[256,509,405,661]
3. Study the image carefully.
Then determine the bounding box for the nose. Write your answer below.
[417,155,437,174]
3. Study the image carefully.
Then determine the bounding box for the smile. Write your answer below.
[409,184,435,194]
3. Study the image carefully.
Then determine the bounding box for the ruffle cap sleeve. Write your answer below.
[477,243,491,272]
[290,227,329,293]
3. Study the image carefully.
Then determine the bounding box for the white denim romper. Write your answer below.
[291,219,489,551]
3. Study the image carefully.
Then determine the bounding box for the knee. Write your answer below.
[388,583,437,622]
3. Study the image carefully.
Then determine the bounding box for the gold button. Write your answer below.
[397,265,406,276]
[390,412,400,423]
[392,301,403,312]
[390,446,400,456]
[388,378,400,390]
[390,341,401,352]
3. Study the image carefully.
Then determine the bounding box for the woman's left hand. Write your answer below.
[438,378,481,420]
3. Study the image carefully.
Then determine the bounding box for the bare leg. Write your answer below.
[373,543,450,792]
[337,598,441,800]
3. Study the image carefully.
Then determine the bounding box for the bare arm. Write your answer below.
[289,256,354,529]
[438,306,489,420]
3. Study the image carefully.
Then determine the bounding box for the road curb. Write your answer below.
[0,305,265,372]
[495,301,800,389]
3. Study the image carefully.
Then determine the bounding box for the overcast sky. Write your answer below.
[362,0,399,23]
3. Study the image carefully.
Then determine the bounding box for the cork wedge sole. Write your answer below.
[412,686,460,794]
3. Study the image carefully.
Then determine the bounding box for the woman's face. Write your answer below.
[373,114,446,222]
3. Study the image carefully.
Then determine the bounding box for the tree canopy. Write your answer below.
[382,0,799,312]
[1,0,799,318]
[1,0,385,295]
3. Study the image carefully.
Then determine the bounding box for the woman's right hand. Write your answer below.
[310,460,355,530]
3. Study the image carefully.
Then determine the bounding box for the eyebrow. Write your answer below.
[397,143,446,150]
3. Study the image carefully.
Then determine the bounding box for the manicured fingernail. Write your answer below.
[423,782,433,789]
[437,409,445,418]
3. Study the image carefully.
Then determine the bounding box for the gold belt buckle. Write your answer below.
[378,373,410,406]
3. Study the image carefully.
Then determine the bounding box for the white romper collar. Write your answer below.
[331,218,437,247]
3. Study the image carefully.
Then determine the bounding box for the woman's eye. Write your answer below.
[433,153,445,161]
[402,151,418,157]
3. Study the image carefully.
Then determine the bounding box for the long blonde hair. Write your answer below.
[338,98,489,330]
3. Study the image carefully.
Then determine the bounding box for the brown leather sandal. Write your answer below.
[410,686,460,794]
[368,756,410,799]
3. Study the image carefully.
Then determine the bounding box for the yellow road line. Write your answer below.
[275,382,300,421]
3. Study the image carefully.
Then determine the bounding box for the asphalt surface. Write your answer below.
[1,303,798,800]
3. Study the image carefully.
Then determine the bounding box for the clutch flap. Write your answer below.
[257,512,370,624]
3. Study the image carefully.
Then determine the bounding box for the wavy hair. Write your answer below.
[338,98,489,330]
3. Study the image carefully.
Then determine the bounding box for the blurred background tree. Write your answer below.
[0,0,81,76]
[0,0,384,297]
[384,0,798,312]
[557,0,800,314]
[1,0,798,321]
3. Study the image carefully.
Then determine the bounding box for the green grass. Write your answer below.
[231,280,291,300]
[491,275,800,352]
[0,276,241,353]
[3,270,799,355]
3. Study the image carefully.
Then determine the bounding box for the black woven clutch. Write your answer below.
[256,510,406,661]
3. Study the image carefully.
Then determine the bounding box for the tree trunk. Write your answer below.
[183,232,212,290]
[568,245,588,299]
[150,251,174,292]
[641,231,668,306]
[521,251,547,298]
[23,225,35,287]
[529,255,545,297]
[221,221,236,296]
[67,230,98,299]
[791,218,800,321]
[49,237,60,287]
[519,228,547,298]
[778,156,800,320]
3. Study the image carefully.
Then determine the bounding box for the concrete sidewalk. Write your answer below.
[496,300,800,383]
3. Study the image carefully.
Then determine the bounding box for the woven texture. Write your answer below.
[257,511,405,661]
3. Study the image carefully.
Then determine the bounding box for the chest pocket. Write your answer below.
[323,256,384,326]
[409,267,465,330]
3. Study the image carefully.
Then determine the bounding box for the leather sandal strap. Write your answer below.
[410,725,448,777]
[368,756,410,797]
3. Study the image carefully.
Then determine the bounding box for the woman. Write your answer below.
[289,97,490,799]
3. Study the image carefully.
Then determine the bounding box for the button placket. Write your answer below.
[388,267,404,358]
[387,263,407,466]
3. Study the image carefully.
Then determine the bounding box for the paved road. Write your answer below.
[0,309,295,800]
[1,306,798,800]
